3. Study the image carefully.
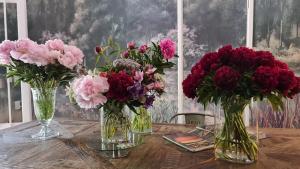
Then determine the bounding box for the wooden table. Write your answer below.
[0,119,300,169]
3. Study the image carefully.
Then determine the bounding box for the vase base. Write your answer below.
[215,150,255,164]
[132,128,152,134]
[31,126,59,140]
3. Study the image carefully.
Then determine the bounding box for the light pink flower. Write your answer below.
[10,39,49,66]
[134,71,144,82]
[127,41,135,50]
[58,45,84,69]
[45,39,65,51]
[146,81,165,90]
[145,64,157,75]
[159,38,176,60]
[72,75,109,109]
[0,40,15,64]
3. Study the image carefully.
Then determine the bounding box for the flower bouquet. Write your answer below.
[0,39,84,140]
[68,38,176,157]
[183,45,300,164]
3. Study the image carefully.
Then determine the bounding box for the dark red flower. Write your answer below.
[218,45,233,65]
[275,60,288,69]
[199,52,219,71]
[231,47,257,71]
[255,51,275,67]
[106,71,134,102]
[277,69,297,95]
[95,46,102,54]
[288,77,300,98]
[183,74,202,98]
[214,66,240,91]
[252,66,278,93]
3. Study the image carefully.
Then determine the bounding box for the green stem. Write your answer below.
[132,107,152,132]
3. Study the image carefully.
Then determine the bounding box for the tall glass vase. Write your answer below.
[214,104,258,164]
[131,107,152,134]
[31,87,59,140]
[99,105,133,158]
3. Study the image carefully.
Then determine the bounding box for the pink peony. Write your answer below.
[134,70,144,82]
[145,64,157,75]
[159,38,176,60]
[146,81,165,90]
[45,39,65,51]
[139,44,148,53]
[58,45,84,69]
[11,39,49,66]
[0,40,15,64]
[122,50,129,58]
[72,75,109,109]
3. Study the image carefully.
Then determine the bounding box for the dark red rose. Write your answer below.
[106,71,134,102]
[252,66,278,93]
[255,51,275,67]
[232,47,257,71]
[214,66,240,91]
[199,52,219,72]
[277,69,297,96]
[218,45,233,65]
[275,60,288,69]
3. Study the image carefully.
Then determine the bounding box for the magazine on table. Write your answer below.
[163,126,214,152]
[163,125,267,152]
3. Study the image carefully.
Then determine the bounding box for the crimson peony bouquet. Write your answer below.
[69,38,177,112]
[182,45,300,163]
[0,39,84,88]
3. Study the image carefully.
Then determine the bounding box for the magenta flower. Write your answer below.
[122,50,129,58]
[139,44,148,53]
[159,38,176,60]
[72,75,109,109]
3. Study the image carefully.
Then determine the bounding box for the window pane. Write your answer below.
[27,0,178,122]
[183,0,247,118]
[253,0,300,128]
[7,3,22,122]
[0,3,9,123]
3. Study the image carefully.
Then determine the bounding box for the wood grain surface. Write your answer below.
[0,119,299,169]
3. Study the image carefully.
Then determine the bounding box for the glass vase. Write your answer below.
[131,107,152,134]
[31,87,59,140]
[99,105,133,158]
[214,104,258,164]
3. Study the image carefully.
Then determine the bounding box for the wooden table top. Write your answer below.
[0,119,299,169]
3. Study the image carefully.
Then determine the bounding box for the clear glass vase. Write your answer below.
[131,107,152,134]
[31,87,59,140]
[214,104,258,164]
[99,105,133,158]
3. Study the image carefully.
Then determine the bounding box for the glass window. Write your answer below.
[183,0,247,116]
[27,0,177,122]
[253,0,300,128]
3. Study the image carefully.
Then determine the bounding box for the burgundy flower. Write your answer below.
[95,46,101,54]
[232,47,257,71]
[255,51,275,67]
[199,52,219,72]
[214,66,240,91]
[275,60,288,69]
[218,45,233,65]
[122,50,129,58]
[277,69,296,95]
[252,66,278,93]
[106,71,134,102]
[183,74,200,98]
[288,77,300,98]
[139,44,148,54]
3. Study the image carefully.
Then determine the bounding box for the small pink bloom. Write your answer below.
[127,41,135,50]
[134,71,144,82]
[122,50,129,58]
[139,44,148,53]
[159,38,176,60]
[145,64,157,75]
[45,39,65,51]
[59,45,84,69]
[72,75,109,109]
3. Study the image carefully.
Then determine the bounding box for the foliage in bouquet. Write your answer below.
[183,45,300,111]
[0,39,84,88]
[68,38,177,113]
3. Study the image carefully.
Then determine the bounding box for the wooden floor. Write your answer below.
[0,119,300,169]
